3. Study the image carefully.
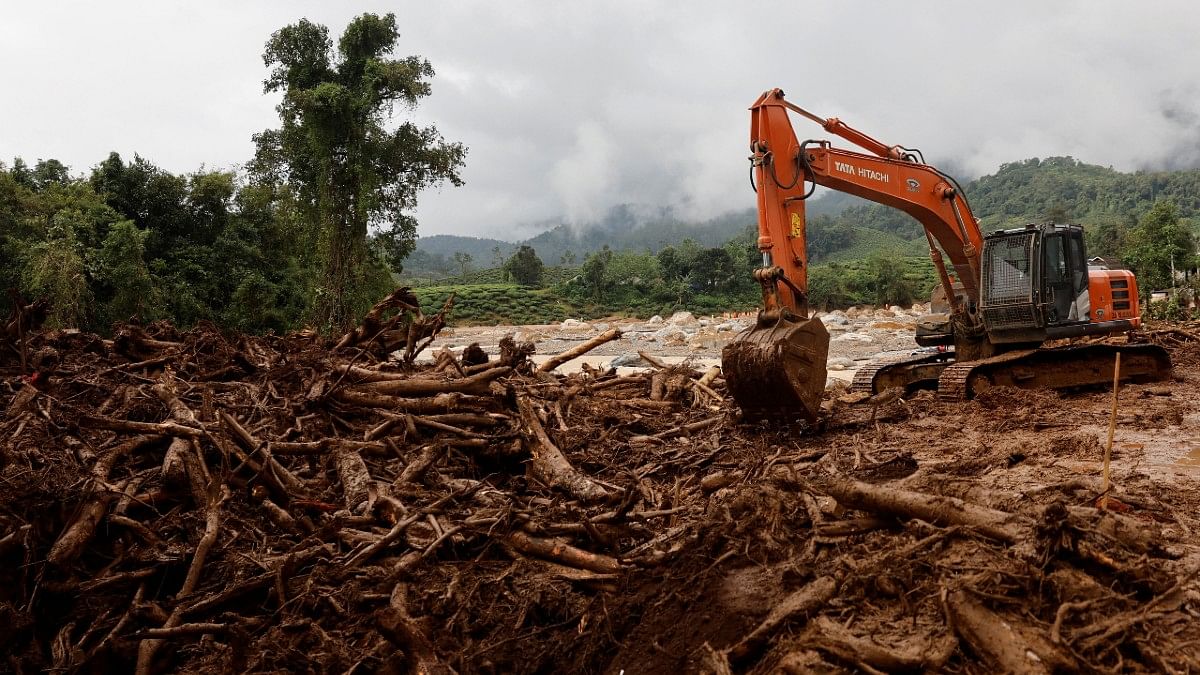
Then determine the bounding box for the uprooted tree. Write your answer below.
[252,12,466,332]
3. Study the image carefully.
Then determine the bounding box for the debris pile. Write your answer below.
[2,292,1199,673]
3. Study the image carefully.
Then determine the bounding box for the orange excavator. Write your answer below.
[722,88,1171,421]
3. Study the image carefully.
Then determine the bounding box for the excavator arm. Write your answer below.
[749,88,982,313]
[726,88,985,421]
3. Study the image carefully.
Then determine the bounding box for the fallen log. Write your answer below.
[376,583,457,675]
[349,366,511,397]
[946,588,1076,673]
[48,435,159,567]
[537,327,622,373]
[516,396,609,502]
[820,476,1027,544]
[727,575,837,666]
[81,416,203,437]
[335,447,372,511]
[507,531,622,574]
[807,616,957,672]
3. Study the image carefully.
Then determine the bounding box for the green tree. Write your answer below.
[580,245,613,300]
[808,263,853,309]
[95,219,157,323]
[452,251,473,276]
[857,253,915,306]
[491,245,504,267]
[1123,200,1195,295]
[504,245,544,286]
[253,13,466,330]
[689,247,736,292]
[22,211,92,328]
[560,249,577,266]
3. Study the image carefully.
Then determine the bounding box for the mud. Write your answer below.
[3,296,1200,673]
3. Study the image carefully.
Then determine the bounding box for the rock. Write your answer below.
[560,318,591,330]
[888,305,904,314]
[829,363,846,371]
[646,315,664,326]
[715,322,741,333]
[845,307,860,319]
[610,353,648,368]
[874,309,896,319]
[668,311,699,327]
[821,311,850,326]
[699,318,712,327]
[831,332,875,344]
[593,322,609,331]
[653,327,690,344]
[828,356,854,369]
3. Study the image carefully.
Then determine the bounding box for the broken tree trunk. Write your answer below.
[349,367,511,397]
[537,328,622,373]
[820,476,1027,544]
[516,396,609,502]
[727,575,837,667]
[946,588,1076,673]
[48,435,159,567]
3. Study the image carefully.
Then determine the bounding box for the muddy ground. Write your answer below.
[3,294,1200,673]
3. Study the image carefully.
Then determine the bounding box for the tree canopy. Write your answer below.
[252,13,465,330]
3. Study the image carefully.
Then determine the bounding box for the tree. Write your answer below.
[504,245,544,286]
[252,13,466,330]
[689,247,736,292]
[22,211,92,328]
[580,245,613,300]
[560,249,577,266]
[1123,200,1195,295]
[857,254,915,306]
[452,251,473,276]
[491,245,504,268]
[95,219,157,323]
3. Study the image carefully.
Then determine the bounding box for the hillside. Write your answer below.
[408,157,1200,281]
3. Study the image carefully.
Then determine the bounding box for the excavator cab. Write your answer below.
[981,225,1092,343]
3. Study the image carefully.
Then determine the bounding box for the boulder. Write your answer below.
[831,332,875,344]
[610,353,649,368]
[668,311,699,327]
[821,311,850,326]
[653,327,690,344]
[560,318,591,330]
[888,305,904,314]
[874,309,896,319]
[646,315,664,326]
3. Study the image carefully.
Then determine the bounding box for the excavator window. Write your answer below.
[1042,230,1089,324]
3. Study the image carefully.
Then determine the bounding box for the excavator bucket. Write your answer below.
[722,312,829,422]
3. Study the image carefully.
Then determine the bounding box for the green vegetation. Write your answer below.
[253,13,465,331]
[504,245,545,286]
[413,284,579,326]
[1,14,463,335]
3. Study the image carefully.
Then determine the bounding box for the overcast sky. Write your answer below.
[3,1,1199,240]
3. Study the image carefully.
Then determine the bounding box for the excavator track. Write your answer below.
[850,350,954,396]
[936,343,1172,402]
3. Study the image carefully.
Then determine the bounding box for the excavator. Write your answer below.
[722,88,1171,421]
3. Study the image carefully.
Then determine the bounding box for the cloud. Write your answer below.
[3,1,1200,239]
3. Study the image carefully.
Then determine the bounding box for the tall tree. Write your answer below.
[253,13,466,330]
